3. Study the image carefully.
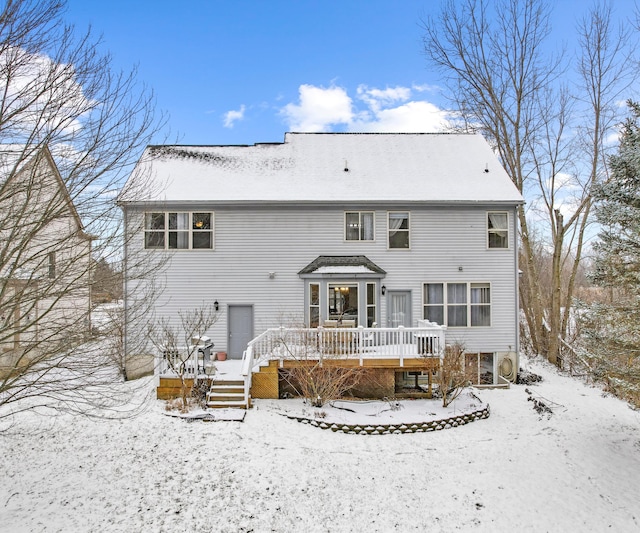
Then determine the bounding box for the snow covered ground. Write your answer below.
[1,358,639,532]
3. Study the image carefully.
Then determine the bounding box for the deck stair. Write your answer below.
[206,378,249,409]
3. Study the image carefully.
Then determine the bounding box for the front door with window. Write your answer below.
[228,305,253,359]
[387,290,411,327]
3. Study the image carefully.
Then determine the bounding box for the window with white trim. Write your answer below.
[388,211,409,249]
[144,212,214,250]
[366,282,376,327]
[48,252,56,279]
[488,212,509,248]
[345,212,374,241]
[470,283,491,326]
[423,282,491,327]
[465,352,495,384]
[309,283,320,328]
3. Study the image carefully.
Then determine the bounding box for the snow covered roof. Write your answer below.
[298,256,386,276]
[119,133,524,205]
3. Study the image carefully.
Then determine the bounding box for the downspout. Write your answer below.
[514,206,520,376]
[122,205,129,377]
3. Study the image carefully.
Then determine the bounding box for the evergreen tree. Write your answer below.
[579,101,640,406]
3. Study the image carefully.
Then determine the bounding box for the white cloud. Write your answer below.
[356,85,410,113]
[351,100,452,133]
[223,105,246,128]
[280,83,452,133]
[2,46,89,137]
[280,84,353,132]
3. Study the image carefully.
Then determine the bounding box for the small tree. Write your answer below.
[149,305,218,412]
[437,343,470,408]
[276,326,364,407]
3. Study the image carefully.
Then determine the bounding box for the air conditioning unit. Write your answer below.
[498,352,517,382]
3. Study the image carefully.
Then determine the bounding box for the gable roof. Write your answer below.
[119,133,524,205]
[0,144,91,240]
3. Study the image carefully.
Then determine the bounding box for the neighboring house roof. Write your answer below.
[298,256,387,276]
[119,133,524,205]
[0,144,91,240]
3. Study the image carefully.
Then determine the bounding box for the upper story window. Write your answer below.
[48,252,56,278]
[345,212,374,241]
[488,212,509,249]
[388,211,409,249]
[144,212,213,250]
[423,282,491,327]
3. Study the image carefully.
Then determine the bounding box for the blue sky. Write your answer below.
[64,0,637,146]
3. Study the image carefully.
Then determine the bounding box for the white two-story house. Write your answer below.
[119,133,523,398]
[0,145,92,358]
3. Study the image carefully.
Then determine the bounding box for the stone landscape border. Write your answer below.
[285,404,490,434]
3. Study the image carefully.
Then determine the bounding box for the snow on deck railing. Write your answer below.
[247,323,447,366]
[158,323,447,382]
[157,346,199,377]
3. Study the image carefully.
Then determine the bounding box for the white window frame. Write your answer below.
[327,282,359,325]
[48,252,56,279]
[345,211,375,241]
[465,352,496,385]
[309,283,320,328]
[487,211,509,249]
[144,211,214,250]
[422,282,492,328]
[366,282,377,327]
[388,211,410,249]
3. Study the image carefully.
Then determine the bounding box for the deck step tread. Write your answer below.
[207,401,248,409]
[207,394,244,401]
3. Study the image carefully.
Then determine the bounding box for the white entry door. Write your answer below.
[387,290,412,328]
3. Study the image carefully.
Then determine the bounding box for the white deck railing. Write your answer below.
[245,322,446,367]
[157,345,214,378]
[161,322,447,407]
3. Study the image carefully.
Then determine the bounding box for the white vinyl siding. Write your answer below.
[127,205,516,355]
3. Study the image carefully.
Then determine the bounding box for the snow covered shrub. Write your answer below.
[517,368,543,385]
[525,388,554,418]
[190,379,210,409]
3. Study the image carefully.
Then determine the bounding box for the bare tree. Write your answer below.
[437,343,471,408]
[275,326,365,407]
[422,0,637,365]
[149,305,219,412]
[0,0,166,419]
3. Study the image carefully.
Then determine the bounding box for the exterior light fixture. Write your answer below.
[214,300,219,311]
[381,285,386,295]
